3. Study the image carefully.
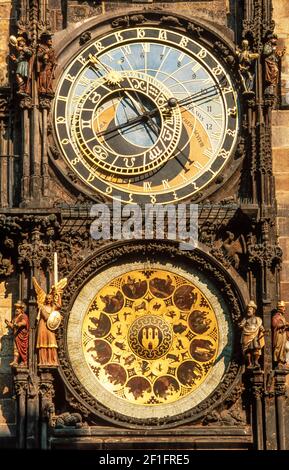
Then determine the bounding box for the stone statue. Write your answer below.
[5,301,29,367]
[236,39,259,93]
[9,35,33,95]
[221,231,245,269]
[54,412,84,429]
[262,33,286,96]
[272,300,289,368]
[239,300,265,368]
[33,277,67,367]
[37,32,57,96]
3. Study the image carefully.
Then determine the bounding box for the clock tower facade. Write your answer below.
[0,0,288,450]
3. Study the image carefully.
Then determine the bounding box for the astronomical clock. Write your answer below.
[54,25,239,204]
[51,14,244,432]
[64,260,234,426]
[2,0,284,451]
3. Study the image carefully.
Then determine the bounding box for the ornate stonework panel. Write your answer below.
[0,281,17,437]
[67,262,231,420]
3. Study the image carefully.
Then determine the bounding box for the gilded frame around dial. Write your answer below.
[68,262,229,419]
[53,19,240,204]
[57,241,246,428]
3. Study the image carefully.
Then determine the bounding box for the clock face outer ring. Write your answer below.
[57,241,245,428]
[51,15,240,204]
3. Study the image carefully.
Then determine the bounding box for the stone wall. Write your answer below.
[48,0,229,32]
[272,0,289,106]
[0,0,13,86]
[272,1,289,310]
[272,111,289,308]
[0,0,15,442]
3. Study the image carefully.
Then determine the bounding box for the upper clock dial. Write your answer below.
[54,27,239,203]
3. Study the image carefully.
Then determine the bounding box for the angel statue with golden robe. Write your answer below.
[33,277,67,366]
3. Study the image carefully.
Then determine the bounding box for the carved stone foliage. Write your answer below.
[274,370,288,397]
[39,381,55,419]
[0,212,104,280]
[199,222,217,249]
[0,88,10,119]
[202,408,245,426]
[0,252,14,277]
[56,240,243,428]
[67,1,102,23]
[16,0,52,43]
[0,213,60,274]
[215,41,235,66]
[55,229,102,278]
[247,220,282,269]
[248,243,282,268]
[202,382,246,426]
[13,378,28,397]
[17,215,60,269]
[18,237,54,270]
[250,369,265,399]
[242,0,274,53]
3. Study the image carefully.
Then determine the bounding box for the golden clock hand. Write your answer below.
[89,54,159,140]
[89,55,149,117]
[120,93,159,143]
[89,55,222,141]
[89,52,223,107]
[96,110,155,138]
[96,84,219,139]
[178,84,220,108]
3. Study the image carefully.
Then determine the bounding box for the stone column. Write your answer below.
[20,98,32,204]
[39,369,55,450]
[13,369,29,449]
[274,369,288,450]
[26,372,39,448]
[251,369,265,450]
